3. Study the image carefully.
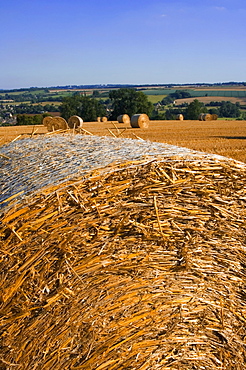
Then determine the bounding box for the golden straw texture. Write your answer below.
[0,157,246,369]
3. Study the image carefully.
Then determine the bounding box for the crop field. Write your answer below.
[1,119,245,163]
[144,94,167,103]
[175,96,246,105]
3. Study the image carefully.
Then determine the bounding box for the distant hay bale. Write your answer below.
[198,113,205,121]
[42,116,53,127]
[68,115,83,129]
[211,114,218,120]
[101,116,108,123]
[130,114,149,129]
[176,114,184,121]
[97,117,101,122]
[117,114,130,124]
[44,116,68,132]
[198,113,212,121]
[203,113,212,121]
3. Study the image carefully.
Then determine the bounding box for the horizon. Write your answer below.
[1,81,246,92]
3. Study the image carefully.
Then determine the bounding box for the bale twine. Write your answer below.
[176,114,184,121]
[117,114,130,124]
[68,115,83,129]
[0,152,246,370]
[130,113,149,129]
[101,116,108,123]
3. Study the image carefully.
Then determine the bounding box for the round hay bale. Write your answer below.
[203,113,212,121]
[1,154,246,369]
[45,117,68,132]
[130,114,149,129]
[176,114,184,121]
[68,115,83,129]
[42,116,53,127]
[211,114,218,120]
[117,114,130,124]
[97,117,101,122]
[198,113,205,121]
[101,116,108,123]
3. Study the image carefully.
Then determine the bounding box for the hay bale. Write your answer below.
[0,154,246,369]
[101,116,108,123]
[42,116,53,127]
[203,113,212,121]
[44,116,68,131]
[211,114,218,120]
[198,113,205,121]
[97,117,101,122]
[130,113,149,129]
[117,114,130,124]
[68,115,83,129]
[176,114,184,121]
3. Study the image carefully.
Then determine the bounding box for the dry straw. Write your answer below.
[0,152,246,369]
[68,115,83,129]
[130,114,149,129]
[117,114,130,124]
[101,116,108,123]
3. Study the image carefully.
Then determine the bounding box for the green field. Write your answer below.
[145,94,167,103]
[141,89,246,98]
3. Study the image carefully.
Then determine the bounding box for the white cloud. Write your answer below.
[214,6,227,11]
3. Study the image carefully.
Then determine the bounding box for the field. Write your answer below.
[175,96,246,105]
[1,120,246,163]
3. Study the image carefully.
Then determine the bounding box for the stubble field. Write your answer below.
[0,119,245,163]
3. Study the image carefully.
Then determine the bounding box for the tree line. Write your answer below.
[1,88,245,126]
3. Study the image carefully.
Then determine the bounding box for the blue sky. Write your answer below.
[1,0,246,89]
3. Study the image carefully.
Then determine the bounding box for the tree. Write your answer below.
[219,101,240,118]
[185,99,207,120]
[59,95,106,121]
[109,88,153,120]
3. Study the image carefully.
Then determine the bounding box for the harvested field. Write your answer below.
[175,96,246,105]
[0,119,246,163]
[0,135,246,369]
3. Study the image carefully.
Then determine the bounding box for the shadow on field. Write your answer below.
[211,136,246,140]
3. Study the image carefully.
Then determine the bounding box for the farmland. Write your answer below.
[1,119,245,163]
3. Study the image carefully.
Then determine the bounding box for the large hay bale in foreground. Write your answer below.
[68,115,83,128]
[130,113,149,129]
[0,151,246,369]
[117,114,130,124]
